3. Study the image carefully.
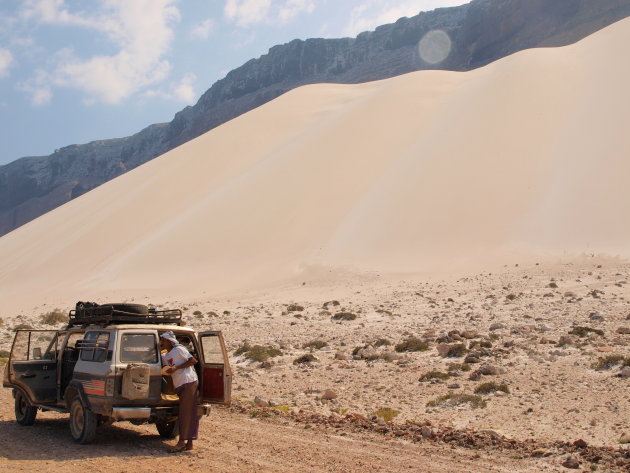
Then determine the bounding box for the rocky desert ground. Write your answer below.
[3,255,630,472]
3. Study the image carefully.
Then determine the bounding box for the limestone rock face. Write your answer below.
[2,0,629,236]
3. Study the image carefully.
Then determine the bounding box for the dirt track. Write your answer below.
[0,386,562,473]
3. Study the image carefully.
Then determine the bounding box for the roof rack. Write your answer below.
[67,306,183,327]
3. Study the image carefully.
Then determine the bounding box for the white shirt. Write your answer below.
[161,345,198,389]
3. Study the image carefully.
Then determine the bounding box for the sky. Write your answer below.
[0,0,470,166]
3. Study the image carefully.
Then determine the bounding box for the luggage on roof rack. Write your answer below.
[67,302,182,327]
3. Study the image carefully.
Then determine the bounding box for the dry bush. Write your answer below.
[395,337,429,353]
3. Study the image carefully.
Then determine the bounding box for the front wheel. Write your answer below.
[15,390,37,426]
[69,397,97,444]
[156,419,177,438]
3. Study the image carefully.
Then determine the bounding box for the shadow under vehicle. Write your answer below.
[2,302,232,444]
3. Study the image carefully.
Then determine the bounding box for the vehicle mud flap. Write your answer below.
[122,363,151,400]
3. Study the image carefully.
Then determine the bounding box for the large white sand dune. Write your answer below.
[1,18,630,314]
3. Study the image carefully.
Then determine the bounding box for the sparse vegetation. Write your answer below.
[592,354,630,370]
[374,338,391,347]
[244,345,282,362]
[0,358,8,365]
[303,340,328,350]
[447,362,471,372]
[293,354,317,364]
[40,308,66,325]
[419,370,450,381]
[395,337,429,353]
[445,343,469,358]
[287,304,304,312]
[569,326,604,337]
[193,310,202,316]
[474,382,510,395]
[0,349,10,358]
[374,407,400,422]
[13,324,32,331]
[234,343,282,362]
[426,393,487,409]
[332,312,357,321]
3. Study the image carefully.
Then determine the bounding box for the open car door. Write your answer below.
[198,331,232,405]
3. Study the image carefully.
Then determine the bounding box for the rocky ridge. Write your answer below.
[1,0,629,236]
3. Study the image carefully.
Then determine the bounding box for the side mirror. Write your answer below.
[32,347,42,359]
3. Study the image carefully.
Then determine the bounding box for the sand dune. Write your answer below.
[1,18,629,314]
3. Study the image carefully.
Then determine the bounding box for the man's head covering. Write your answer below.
[160,331,179,345]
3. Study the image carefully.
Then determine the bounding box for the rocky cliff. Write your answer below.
[2,0,629,237]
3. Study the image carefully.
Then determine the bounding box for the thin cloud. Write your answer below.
[190,18,216,39]
[343,0,469,37]
[0,48,13,77]
[144,73,197,103]
[224,0,315,27]
[20,0,181,104]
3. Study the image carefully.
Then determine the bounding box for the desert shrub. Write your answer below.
[192,310,202,316]
[395,337,429,353]
[426,393,487,409]
[592,354,630,370]
[0,317,3,327]
[352,346,364,356]
[547,282,558,288]
[374,338,392,347]
[207,311,219,317]
[332,312,357,321]
[0,358,7,365]
[234,342,252,356]
[446,343,469,358]
[287,304,304,312]
[0,349,10,358]
[40,309,66,325]
[419,371,450,381]
[374,408,400,422]
[505,294,517,301]
[293,354,317,364]
[13,324,32,331]
[245,345,282,362]
[474,382,510,395]
[569,326,604,337]
[272,405,291,413]
[303,340,328,350]
[447,362,471,372]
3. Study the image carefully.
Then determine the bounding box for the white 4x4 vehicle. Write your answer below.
[2,302,232,444]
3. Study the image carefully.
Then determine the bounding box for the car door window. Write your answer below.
[80,331,110,362]
[200,334,224,364]
[11,330,58,361]
[120,333,157,363]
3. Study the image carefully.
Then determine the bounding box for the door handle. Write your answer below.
[20,374,36,379]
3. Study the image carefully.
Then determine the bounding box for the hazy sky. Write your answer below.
[0,0,469,165]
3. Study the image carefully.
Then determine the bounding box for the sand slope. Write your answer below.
[1,18,629,313]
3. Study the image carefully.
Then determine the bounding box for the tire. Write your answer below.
[156,419,177,439]
[103,303,148,315]
[69,397,97,444]
[14,390,37,426]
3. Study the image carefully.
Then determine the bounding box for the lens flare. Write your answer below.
[418,30,452,65]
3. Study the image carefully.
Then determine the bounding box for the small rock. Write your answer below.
[619,432,630,444]
[321,389,338,400]
[464,355,480,364]
[447,383,460,389]
[461,330,479,339]
[563,291,577,298]
[589,312,604,321]
[489,322,506,331]
[420,426,434,439]
[616,327,630,334]
[573,439,587,448]
[436,343,451,357]
[254,396,270,407]
[619,367,630,378]
[561,456,580,469]
[335,352,349,360]
[478,364,505,375]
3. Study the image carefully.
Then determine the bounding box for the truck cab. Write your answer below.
[2,303,232,444]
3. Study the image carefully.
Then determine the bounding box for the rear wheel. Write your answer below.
[14,390,37,426]
[156,419,177,438]
[69,397,97,444]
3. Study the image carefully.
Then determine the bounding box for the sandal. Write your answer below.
[168,444,187,453]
